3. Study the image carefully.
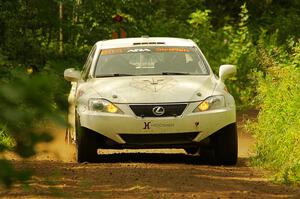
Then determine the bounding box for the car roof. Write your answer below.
[96,37,196,49]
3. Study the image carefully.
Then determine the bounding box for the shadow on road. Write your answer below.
[90,152,248,167]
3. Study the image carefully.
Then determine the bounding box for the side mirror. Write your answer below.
[64,68,81,82]
[218,64,236,82]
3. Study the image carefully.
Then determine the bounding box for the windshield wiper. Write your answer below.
[161,72,190,75]
[96,74,135,77]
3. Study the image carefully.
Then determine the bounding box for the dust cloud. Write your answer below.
[32,126,76,162]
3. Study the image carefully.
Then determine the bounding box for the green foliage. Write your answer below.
[224,3,252,65]
[0,125,14,151]
[247,0,300,44]
[1,72,57,157]
[188,10,211,29]
[187,8,231,74]
[0,67,65,188]
[188,4,261,109]
[247,40,300,185]
[221,4,259,109]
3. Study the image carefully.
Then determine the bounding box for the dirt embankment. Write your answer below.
[1,111,300,198]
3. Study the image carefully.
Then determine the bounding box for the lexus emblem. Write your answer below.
[152,106,165,116]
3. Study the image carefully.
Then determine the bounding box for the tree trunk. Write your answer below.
[72,0,81,47]
[59,1,63,54]
[72,0,81,24]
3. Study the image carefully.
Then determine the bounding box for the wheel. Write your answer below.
[75,114,99,163]
[210,123,238,165]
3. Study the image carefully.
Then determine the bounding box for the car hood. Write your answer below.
[89,76,216,103]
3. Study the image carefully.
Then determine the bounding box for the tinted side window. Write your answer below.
[82,46,96,80]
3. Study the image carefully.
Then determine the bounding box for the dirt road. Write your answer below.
[1,111,300,198]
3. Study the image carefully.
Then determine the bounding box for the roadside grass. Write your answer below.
[247,41,300,185]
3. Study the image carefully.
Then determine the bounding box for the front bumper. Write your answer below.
[77,103,235,145]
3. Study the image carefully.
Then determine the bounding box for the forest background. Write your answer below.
[0,0,300,187]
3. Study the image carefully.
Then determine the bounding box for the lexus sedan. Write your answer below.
[64,37,237,165]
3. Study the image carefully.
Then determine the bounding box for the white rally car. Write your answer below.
[64,37,237,164]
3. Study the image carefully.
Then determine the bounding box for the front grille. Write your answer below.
[119,132,199,145]
[129,104,187,117]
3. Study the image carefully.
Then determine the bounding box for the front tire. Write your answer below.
[75,114,99,163]
[211,123,238,165]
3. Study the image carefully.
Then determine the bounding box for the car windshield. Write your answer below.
[94,46,210,77]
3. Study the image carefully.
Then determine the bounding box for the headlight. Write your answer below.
[88,99,123,114]
[193,96,225,112]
